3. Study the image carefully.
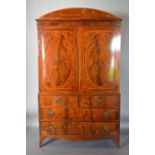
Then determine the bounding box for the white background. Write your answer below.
[0,0,155,155]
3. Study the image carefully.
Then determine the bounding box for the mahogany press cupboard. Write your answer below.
[36,8,121,147]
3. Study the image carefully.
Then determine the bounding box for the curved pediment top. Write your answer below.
[36,8,121,21]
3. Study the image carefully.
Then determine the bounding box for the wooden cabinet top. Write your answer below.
[36,8,121,22]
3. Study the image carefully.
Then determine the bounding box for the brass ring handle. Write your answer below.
[56,98,62,104]
[96,98,102,104]
[49,126,56,132]
[103,112,110,117]
[49,111,55,116]
[104,127,110,133]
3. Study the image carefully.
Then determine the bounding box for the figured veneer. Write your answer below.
[39,95,78,107]
[79,95,120,107]
[38,28,78,92]
[40,107,119,122]
[40,122,119,136]
[37,8,121,147]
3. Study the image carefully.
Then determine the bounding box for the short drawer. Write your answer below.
[40,122,118,136]
[39,95,78,107]
[91,108,119,121]
[79,95,120,107]
[40,108,119,121]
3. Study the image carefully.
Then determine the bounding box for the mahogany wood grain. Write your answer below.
[79,26,120,93]
[40,107,119,122]
[40,122,119,136]
[36,8,121,21]
[36,8,121,147]
[79,95,120,107]
[39,121,120,146]
[38,27,78,93]
[39,95,78,107]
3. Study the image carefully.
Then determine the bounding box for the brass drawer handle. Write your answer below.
[96,98,102,104]
[56,98,62,104]
[49,126,56,132]
[104,127,110,133]
[103,112,110,117]
[49,111,55,116]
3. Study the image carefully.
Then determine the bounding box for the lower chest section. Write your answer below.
[39,94,120,137]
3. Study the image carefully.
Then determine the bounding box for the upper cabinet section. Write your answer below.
[37,8,121,94]
[36,8,121,22]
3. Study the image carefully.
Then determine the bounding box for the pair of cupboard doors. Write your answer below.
[38,22,121,94]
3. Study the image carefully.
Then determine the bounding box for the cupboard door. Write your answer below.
[79,26,121,92]
[39,28,78,92]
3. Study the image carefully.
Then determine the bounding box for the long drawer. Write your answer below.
[40,107,119,121]
[40,122,119,136]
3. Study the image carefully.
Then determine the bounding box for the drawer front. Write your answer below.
[39,95,78,107]
[40,108,119,121]
[40,122,118,136]
[91,108,119,121]
[79,95,120,107]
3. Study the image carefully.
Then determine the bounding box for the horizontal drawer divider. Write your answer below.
[39,106,119,108]
[39,93,120,96]
[39,121,119,123]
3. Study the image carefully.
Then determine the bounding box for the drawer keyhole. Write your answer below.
[56,98,62,104]
[103,112,110,117]
[96,98,102,104]
[104,127,110,133]
[49,126,56,132]
[49,111,55,117]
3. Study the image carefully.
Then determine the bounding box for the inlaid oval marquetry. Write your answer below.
[44,31,72,86]
[40,29,77,92]
[85,31,113,87]
[82,29,120,91]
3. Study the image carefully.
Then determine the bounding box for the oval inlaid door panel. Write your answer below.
[39,28,78,92]
[79,26,121,92]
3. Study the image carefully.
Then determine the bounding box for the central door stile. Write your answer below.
[78,24,83,94]
[75,23,80,107]
[75,24,80,95]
